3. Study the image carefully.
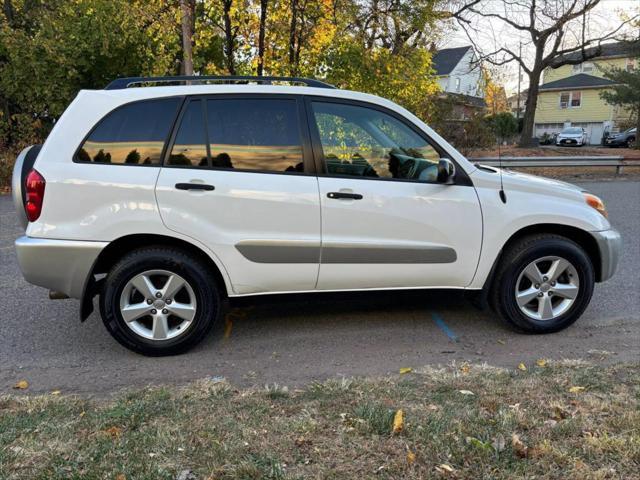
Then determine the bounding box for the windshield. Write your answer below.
[561,128,582,134]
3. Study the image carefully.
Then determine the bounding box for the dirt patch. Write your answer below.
[499,165,640,182]
[468,145,640,159]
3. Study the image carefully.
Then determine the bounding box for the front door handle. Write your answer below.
[175,183,215,191]
[327,192,363,200]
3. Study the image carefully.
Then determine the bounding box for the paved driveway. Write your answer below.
[1,180,638,395]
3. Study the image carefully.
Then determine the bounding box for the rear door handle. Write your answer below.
[327,192,363,200]
[175,183,215,191]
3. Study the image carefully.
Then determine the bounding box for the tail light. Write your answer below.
[25,169,46,222]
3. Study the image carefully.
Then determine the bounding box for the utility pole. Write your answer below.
[516,42,522,120]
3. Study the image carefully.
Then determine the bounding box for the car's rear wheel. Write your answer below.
[491,234,594,333]
[100,247,221,355]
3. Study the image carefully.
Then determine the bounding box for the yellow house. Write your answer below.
[534,42,636,144]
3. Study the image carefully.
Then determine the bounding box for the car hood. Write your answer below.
[472,165,584,200]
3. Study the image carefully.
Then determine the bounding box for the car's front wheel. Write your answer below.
[491,234,594,333]
[100,247,221,356]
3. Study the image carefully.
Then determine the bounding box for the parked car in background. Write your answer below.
[605,127,636,148]
[12,76,621,355]
[556,127,588,146]
[539,132,558,146]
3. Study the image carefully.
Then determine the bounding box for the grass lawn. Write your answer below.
[1,361,639,479]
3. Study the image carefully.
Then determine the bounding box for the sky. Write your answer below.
[442,0,639,94]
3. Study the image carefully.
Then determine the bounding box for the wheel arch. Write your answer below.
[80,233,231,321]
[485,223,602,290]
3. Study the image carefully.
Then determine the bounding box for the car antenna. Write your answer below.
[498,135,507,204]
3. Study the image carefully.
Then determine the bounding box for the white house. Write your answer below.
[432,45,486,119]
[433,45,484,98]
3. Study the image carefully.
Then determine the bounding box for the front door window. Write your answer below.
[311,102,443,183]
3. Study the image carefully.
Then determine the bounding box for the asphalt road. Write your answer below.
[1,180,639,396]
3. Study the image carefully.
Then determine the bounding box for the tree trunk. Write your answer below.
[222,0,236,75]
[288,0,298,75]
[3,0,14,25]
[519,68,542,147]
[257,0,268,76]
[180,0,194,76]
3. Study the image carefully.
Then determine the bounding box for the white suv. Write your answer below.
[12,76,621,355]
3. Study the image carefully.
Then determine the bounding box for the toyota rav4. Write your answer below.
[12,76,621,355]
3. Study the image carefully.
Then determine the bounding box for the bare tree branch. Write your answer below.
[452,0,639,147]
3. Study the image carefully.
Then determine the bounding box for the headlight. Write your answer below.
[583,193,607,217]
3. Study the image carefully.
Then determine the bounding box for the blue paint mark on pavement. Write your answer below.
[431,311,458,342]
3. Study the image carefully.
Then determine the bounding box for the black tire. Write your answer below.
[490,234,594,333]
[100,247,221,356]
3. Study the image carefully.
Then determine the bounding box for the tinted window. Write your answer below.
[206,98,304,173]
[76,98,180,165]
[311,102,441,181]
[168,100,208,167]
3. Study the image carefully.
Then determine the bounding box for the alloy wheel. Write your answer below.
[119,269,197,341]
[515,256,580,321]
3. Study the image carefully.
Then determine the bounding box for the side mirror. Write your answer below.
[437,158,456,184]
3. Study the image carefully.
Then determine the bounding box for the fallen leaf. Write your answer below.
[399,367,413,375]
[497,339,506,345]
[435,463,455,475]
[295,437,312,448]
[569,386,586,393]
[104,426,122,438]
[459,363,470,374]
[517,363,527,371]
[458,390,475,396]
[492,434,506,452]
[13,380,29,390]
[536,358,547,367]
[552,405,571,420]
[392,409,404,434]
[511,433,528,458]
[406,450,416,465]
[51,390,61,396]
[466,436,493,451]
[116,475,126,480]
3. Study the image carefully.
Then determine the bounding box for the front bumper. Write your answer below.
[556,138,582,146]
[15,236,107,298]
[590,229,622,282]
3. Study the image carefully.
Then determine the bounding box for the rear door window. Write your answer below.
[168,100,208,167]
[75,97,181,165]
[206,98,304,173]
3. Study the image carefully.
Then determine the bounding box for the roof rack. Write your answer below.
[104,75,336,90]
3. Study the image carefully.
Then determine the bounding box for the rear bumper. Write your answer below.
[15,236,107,298]
[590,228,622,282]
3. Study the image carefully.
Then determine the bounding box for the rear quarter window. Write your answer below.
[75,97,182,165]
